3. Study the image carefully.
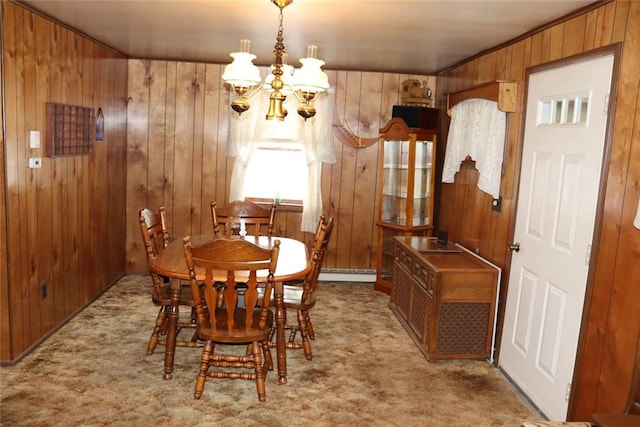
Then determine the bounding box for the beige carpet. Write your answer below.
[1,274,537,426]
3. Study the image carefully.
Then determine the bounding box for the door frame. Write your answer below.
[501,43,622,414]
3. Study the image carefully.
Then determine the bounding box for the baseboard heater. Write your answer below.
[319,268,376,282]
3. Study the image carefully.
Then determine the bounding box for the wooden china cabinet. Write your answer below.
[374,117,437,295]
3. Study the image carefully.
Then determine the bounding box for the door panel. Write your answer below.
[500,54,613,421]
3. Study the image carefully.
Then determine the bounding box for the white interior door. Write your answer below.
[499,54,613,421]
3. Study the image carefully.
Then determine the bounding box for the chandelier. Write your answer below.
[221,0,329,121]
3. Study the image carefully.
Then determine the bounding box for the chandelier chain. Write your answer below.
[272,8,285,77]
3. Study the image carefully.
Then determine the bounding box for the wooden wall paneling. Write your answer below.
[23,6,45,342]
[80,37,92,301]
[2,1,25,356]
[548,23,565,61]
[0,2,9,362]
[0,41,8,361]
[611,0,630,44]
[335,71,360,267]
[349,72,383,268]
[540,28,553,63]
[12,5,33,347]
[457,166,480,248]
[97,54,114,291]
[103,52,127,283]
[50,23,65,326]
[34,13,55,331]
[200,63,222,234]
[148,61,168,215]
[79,37,94,303]
[599,67,640,411]
[163,62,178,238]
[594,1,616,48]
[163,61,180,239]
[530,32,544,67]
[583,9,599,51]
[468,170,491,254]
[171,62,197,239]
[59,26,72,317]
[114,54,129,277]
[607,6,640,409]
[125,59,151,271]
[126,60,153,271]
[86,39,103,299]
[3,1,128,361]
[190,63,205,235]
[563,14,588,58]
[476,51,497,84]
[574,3,638,417]
[212,65,235,221]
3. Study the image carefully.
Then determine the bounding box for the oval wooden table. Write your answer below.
[150,234,309,384]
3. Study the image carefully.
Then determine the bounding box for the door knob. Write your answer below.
[507,242,520,252]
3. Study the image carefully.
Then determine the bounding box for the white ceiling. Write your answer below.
[18,0,599,75]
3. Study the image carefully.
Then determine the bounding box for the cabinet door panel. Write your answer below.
[392,262,412,321]
[435,302,491,355]
[409,283,431,346]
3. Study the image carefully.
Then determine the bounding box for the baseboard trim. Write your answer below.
[319,268,376,283]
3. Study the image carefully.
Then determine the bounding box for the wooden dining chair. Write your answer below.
[268,215,334,360]
[183,236,280,402]
[138,207,201,355]
[210,200,276,237]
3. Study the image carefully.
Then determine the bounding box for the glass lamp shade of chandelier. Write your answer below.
[292,53,330,119]
[222,47,262,114]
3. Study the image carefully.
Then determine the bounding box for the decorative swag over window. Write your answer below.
[227,89,335,233]
[442,98,506,199]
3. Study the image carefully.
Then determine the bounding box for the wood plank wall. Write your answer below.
[125,60,436,275]
[0,1,129,362]
[435,0,639,420]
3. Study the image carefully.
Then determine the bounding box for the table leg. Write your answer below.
[163,278,180,380]
[274,280,287,384]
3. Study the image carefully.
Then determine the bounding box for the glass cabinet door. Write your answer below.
[380,138,434,228]
[379,227,397,281]
[381,139,409,225]
[412,139,433,226]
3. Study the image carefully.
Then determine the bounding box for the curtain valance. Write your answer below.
[442,98,506,199]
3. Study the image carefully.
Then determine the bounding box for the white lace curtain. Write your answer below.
[442,98,506,199]
[227,89,335,233]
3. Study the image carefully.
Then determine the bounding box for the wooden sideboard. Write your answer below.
[390,236,499,361]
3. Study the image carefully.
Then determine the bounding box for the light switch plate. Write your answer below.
[29,130,41,149]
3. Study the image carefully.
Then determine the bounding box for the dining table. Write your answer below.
[149,234,310,384]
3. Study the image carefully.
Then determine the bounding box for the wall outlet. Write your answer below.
[491,196,502,212]
[28,157,42,168]
[30,130,41,148]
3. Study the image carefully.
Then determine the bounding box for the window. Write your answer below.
[537,92,590,126]
[242,141,308,205]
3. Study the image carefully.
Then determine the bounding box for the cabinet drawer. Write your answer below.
[413,261,433,293]
[395,244,413,272]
